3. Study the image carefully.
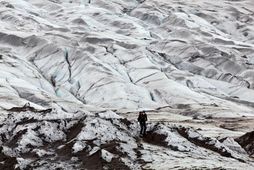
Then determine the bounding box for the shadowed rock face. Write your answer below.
[236,131,254,157]
[0,147,17,170]
[0,0,254,169]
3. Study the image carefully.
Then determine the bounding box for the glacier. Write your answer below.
[0,0,254,169]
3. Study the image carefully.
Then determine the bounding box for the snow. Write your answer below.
[38,121,66,142]
[101,149,114,162]
[222,137,248,155]
[98,110,122,119]
[16,158,33,170]
[88,147,100,156]
[72,141,86,153]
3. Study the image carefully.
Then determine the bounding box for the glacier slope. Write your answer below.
[0,0,254,169]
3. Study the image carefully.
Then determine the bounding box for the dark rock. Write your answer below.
[235,131,254,157]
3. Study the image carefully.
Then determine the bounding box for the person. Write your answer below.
[137,111,147,137]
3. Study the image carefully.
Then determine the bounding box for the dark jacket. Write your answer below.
[138,112,147,122]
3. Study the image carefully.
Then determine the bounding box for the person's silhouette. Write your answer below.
[137,111,147,137]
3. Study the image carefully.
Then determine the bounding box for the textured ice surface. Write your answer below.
[0,0,254,169]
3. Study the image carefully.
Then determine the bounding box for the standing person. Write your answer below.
[138,111,147,137]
